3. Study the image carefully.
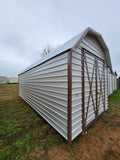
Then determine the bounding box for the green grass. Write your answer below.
[108,90,120,109]
[0,84,65,160]
[0,85,120,160]
[108,90,120,120]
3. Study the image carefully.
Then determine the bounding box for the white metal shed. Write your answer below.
[0,76,8,84]
[112,72,117,91]
[19,27,112,144]
[8,77,18,84]
[108,69,113,95]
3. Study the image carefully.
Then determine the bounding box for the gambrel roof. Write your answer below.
[19,27,112,75]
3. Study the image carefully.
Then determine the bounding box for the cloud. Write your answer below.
[0,0,120,77]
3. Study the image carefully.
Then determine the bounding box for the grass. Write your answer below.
[0,84,65,160]
[0,84,120,160]
[108,90,120,110]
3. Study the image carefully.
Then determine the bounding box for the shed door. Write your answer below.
[82,49,106,131]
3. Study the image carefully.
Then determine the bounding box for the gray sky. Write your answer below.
[0,0,120,77]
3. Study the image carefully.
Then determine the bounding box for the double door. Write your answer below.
[82,49,107,131]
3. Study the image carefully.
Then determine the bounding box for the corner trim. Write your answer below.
[68,49,72,144]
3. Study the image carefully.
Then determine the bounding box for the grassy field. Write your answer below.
[0,84,120,160]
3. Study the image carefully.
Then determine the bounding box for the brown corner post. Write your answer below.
[104,62,105,111]
[107,66,109,97]
[82,48,85,132]
[95,58,98,117]
[68,49,72,145]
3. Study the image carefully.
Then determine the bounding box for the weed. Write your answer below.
[71,148,75,157]
[104,126,108,131]
[0,149,12,160]
[35,117,40,122]
[48,135,55,145]
[117,122,120,127]
[116,110,120,116]
[39,146,43,151]
[26,125,29,129]
[16,152,24,159]
[87,132,97,136]
[39,131,43,135]
[26,144,31,154]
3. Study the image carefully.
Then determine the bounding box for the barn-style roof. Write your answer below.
[19,27,112,75]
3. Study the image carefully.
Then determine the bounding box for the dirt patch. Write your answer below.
[48,105,120,160]
[48,146,71,160]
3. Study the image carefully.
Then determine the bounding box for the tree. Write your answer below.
[41,44,54,57]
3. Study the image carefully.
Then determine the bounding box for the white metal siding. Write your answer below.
[72,49,82,140]
[71,34,108,140]
[84,52,96,126]
[112,75,117,91]
[8,78,18,84]
[108,70,113,95]
[19,53,68,140]
[0,77,7,84]
[81,34,105,60]
[113,75,115,91]
[115,77,117,90]
[105,67,108,110]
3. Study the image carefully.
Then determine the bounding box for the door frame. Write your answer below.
[82,48,106,132]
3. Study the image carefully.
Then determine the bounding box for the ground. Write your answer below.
[0,84,120,160]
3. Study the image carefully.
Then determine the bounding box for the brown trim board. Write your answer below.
[82,48,85,132]
[68,49,72,144]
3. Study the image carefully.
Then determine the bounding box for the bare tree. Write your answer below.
[41,44,54,57]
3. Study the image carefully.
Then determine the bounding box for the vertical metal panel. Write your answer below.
[19,52,68,140]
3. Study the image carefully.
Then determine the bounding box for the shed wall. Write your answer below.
[19,52,68,139]
[112,75,115,91]
[112,75,117,91]
[80,34,105,60]
[72,48,82,140]
[8,78,18,84]
[117,78,120,89]
[108,70,113,95]
[0,76,7,84]
[19,31,111,142]
[71,34,108,140]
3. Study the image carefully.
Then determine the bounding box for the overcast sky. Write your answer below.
[0,0,120,77]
